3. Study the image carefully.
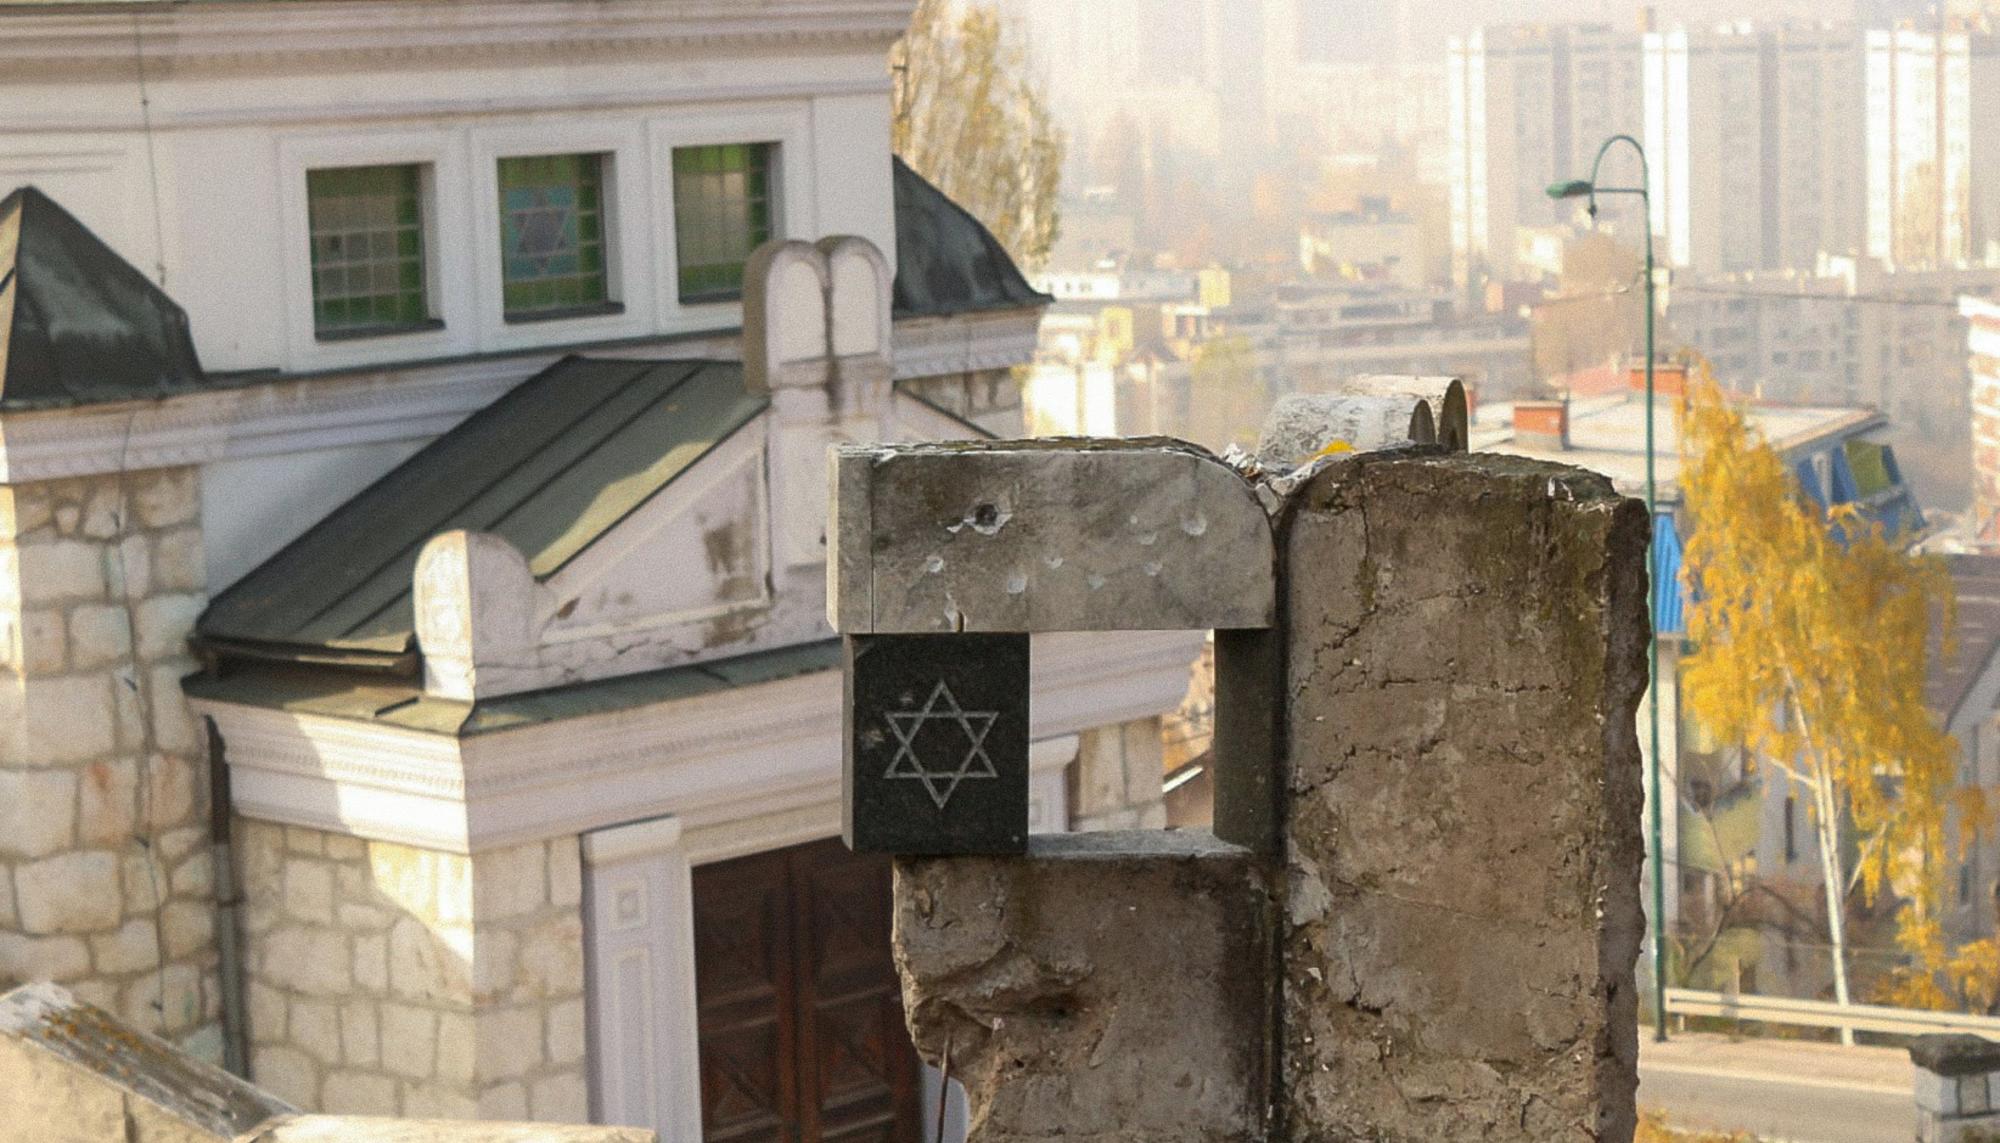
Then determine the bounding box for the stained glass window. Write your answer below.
[307,164,431,337]
[673,143,777,302]
[498,153,610,317]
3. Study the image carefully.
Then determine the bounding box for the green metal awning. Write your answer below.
[196,355,766,665]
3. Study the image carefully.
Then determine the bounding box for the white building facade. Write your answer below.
[1865,21,2000,269]
[1644,23,1867,277]
[0,3,1194,1141]
[1447,23,1642,290]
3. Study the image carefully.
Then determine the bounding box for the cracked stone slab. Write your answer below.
[828,439,1275,634]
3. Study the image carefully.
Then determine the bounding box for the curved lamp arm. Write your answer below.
[1585,133,1651,216]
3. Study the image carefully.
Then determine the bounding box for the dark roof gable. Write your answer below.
[891,157,1051,318]
[0,186,207,410]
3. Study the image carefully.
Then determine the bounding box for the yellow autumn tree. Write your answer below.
[892,0,1065,269]
[1184,335,1266,451]
[1679,367,1964,1030]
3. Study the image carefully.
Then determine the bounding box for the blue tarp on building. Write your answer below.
[1654,512,1687,637]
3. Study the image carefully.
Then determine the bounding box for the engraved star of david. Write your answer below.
[882,680,1000,810]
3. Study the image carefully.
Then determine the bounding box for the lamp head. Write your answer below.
[1546,178,1595,200]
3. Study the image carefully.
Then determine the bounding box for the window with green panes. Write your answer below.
[498,153,613,318]
[673,143,777,302]
[307,164,432,337]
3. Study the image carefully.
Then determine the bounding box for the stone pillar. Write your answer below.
[1279,451,1647,1140]
[895,832,1274,1142]
[235,821,588,1120]
[1913,1035,2000,1142]
[0,469,220,1059]
[876,443,1646,1140]
[1068,716,1168,831]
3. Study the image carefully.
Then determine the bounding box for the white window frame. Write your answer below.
[470,119,655,353]
[647,105,815,334]
[277,129,471,373]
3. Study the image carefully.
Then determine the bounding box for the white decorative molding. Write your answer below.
[8,80,896,136]
[0,308,1030,485]
[892,309,1047,381]
[0,1,915,80]
[581,814,686,867]
[580,811,703,1143]
[193,628,1201,854]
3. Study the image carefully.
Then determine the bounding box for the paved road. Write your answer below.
[1639,1033,1914,1142]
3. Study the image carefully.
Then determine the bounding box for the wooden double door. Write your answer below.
[692,837,924,1143]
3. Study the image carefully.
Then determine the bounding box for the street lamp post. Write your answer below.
[1549,134,1667,1043]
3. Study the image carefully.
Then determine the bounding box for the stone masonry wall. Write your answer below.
[0,469,219,1059]
[1068,715,1168,831]
[236,820,588,1122]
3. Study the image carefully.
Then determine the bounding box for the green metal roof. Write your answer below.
[182,638,841,738]
[197,355,766,663]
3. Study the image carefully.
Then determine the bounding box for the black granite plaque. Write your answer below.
[843,633,1030,855]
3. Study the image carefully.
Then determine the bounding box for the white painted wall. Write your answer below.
[202,439,430,589]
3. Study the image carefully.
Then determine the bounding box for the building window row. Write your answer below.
[307,144,776,340]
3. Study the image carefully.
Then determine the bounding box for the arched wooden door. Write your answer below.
[692,837,924,1142]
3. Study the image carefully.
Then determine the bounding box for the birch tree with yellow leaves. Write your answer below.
[1679,370,1966,1031]
[892,0,1065,269]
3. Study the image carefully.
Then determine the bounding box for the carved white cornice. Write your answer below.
[192,628,1201,854]
[893,309,1047,382]
[0,311,1036,484]
[0,0,915,80]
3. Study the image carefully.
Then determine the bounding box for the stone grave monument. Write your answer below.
[827,387,1649,1141]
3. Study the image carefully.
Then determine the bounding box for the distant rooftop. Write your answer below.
[1477,391,1883,502]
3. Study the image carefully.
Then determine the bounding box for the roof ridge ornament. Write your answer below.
[742,235,892,396]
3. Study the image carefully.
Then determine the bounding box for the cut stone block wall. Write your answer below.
[1279,451,1647,1141]
[0,469,219,1060]
[1068,715,1168,832]
[236,821,588,1122]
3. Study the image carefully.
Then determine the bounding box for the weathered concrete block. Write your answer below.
[0,983,653,1142]
[894,832,1273,1142]
[0,982,295,1143]
[1277,451,1647,1142]
[252,1115,656,1141]
[829,440,1274,634]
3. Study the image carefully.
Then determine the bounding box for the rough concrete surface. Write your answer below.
[893,831,1274,1142]
[828,439,1274,634]
[1277,450,1648,1141]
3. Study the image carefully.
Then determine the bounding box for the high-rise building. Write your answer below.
[1865,19,2000,268]
[1447,24,1642,288]
[1645,23,1867,275]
